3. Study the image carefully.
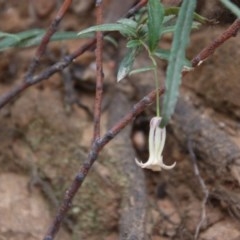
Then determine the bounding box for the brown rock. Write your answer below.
[0,173,70,240]
[70,0,94,15]
[185,27,240,118]
[200,220,240,240]
[31,0,55,18]
[0,7,30,31]
[197,0,240,23]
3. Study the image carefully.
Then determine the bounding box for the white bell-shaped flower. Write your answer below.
[135,117,176,171]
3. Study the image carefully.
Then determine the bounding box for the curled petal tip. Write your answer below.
[135,158,148,168]
[160,161,176,170]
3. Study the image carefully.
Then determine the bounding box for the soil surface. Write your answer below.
[0,1,240,240]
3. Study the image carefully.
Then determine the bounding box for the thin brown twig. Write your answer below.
[93,0,104,140]
[0,38,96,109]
[0,0,147,110]
[25,0,72,81]
[191,18,240,67]
[43,88,164,240]
[126,0,148,18]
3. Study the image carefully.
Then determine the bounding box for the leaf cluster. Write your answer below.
[78,1,201,82]
[78,0,202,126]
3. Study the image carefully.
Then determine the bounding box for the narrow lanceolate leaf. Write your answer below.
[117,47,138,82]
[129,66,155,75]
[117,18,138,29]
[154,49,191,67]
[17,31,88,48]
[147,0,164,51]
[161,0,197,127]
[165,7,213,24]
[126,39,141,48]
[0,29,91,51]
[0,32,20,40]
[219,0,240,18]
[0,29,43,50]
[161,21,200,36]
[78,23,137,38]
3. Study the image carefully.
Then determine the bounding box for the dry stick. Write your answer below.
[0,38,96,109]
[93,0,104,140]
[0,0,147,110]
[191,18,240,67]
[25,0,72,81]
[43,88,164,240]
[126,0,148,18]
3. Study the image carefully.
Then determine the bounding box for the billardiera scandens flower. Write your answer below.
[135,117,176,171]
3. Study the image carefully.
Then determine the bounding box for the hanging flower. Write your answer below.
[135,117,176,171]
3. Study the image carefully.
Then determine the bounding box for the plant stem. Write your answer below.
[140,40,160,116]
[153,63,160,116]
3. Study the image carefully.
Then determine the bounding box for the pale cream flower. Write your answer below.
[135,117,176,171]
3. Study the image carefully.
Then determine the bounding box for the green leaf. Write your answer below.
[117,18,138,29]
[0,29,44,50]
[104,35,118,47]
[154,49,171,60]
[219,0,240,18]
[20,31,88,48]
[136,24,148,39]
[117,47,138,82]
[0,32,20,40]
[154,49,191,67]
[50,31,91,41]
[147,0,164,51]
[165,7,213,24]
[161,21,200,35]
[129,66,155,75]
[161,0,197,127]
[0,29,91,51]
[126,39,141,48]
[78,23,137,38]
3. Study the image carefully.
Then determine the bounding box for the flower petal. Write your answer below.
[135,116,176,172]
[135,157,162,171]
[159,158,176,170]
[148,118,156,157]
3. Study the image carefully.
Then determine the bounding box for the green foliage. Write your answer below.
[129,66,155,76]
[77,1,203,82]
[78,0,202,124]
[0,29,90,51]
[165,7,212,24]
[160,21,200,35]
[154,49,191,67]
[126,39,141,48]
[78,19,138,38]
[161,0,197,127]
[147,0,164,51]
[117,47,138,82]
